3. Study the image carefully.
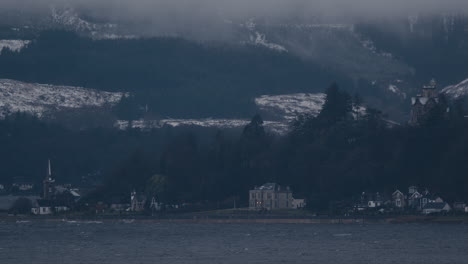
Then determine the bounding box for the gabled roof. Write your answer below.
[411,97,438,106]
[409,191,422,199]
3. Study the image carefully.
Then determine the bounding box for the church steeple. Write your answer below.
[43,159,56,199]
[47,159,52,180]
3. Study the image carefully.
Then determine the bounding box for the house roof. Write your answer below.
[409,192,422,199]
[254,183,287,191]
[423,202,448,210]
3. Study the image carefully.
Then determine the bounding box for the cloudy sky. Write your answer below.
[2,0,468,19]
[1,0,467,39]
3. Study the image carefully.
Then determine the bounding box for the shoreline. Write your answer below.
[3,215,468,224]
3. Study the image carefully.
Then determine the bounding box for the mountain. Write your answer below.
[442,78,468,99]
[0,30,350,120]
[0,76,326,134]
[1,8,468,123]
[0,79,124,118]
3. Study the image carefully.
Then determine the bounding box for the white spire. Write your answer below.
[48,159,52,178]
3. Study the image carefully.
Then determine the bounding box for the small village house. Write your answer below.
[407,186,423,210]
[453,202,467,212]
[422,202,451,215]
[392,190,406,208]
[12,181,34,192]
[130,190,146,212]
[31,199,53,215]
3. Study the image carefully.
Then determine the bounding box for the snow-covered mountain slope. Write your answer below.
[49,7,135,40]
[0,40,30,54]
[442,78,468,99]
[255,93,325,121]
[115,119,289,135]
[0,79,125,118]
[116,92,325,134]
[244,20,412,81]
[241,20,287,52]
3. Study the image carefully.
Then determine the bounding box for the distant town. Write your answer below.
[1,159,467,218]
[1,80,468,219]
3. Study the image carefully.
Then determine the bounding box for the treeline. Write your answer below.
[0,113,230,188]
[2,84,468,210]
[88,84,468,209]
[0,30,351,119]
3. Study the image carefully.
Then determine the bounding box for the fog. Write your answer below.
[2,0,468,21]
[1,0,468,39]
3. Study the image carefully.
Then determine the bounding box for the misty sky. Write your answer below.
[1,0,468,40]
[2,0,468,21]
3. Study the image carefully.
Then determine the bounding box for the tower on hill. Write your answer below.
[409,79,440,125]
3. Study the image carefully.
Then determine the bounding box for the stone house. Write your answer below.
[249,183,301,210]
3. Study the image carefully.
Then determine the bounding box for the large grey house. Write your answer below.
[249,183,305,210]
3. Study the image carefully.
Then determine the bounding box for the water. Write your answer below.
[1,220,468,263]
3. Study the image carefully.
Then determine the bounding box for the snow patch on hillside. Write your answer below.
[50,7,134,40]
[279,24,354,31]
[0,40,31,54]
[51,7,100,32]
[242,19,287,52]
[388,84,407,99]
[442,78,468,99]
[0,79,125,118]
[255,93,325,121]
[115,119,289,135]
[250,32,288,52]
[116,92,326,135]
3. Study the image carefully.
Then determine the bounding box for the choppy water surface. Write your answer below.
[1,220,468,264]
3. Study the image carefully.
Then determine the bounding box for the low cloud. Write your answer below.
[1,0,468,36]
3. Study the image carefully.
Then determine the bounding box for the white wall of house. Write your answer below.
[39,206,52,215]
[55,206,69,213]
[292,199,306,209]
